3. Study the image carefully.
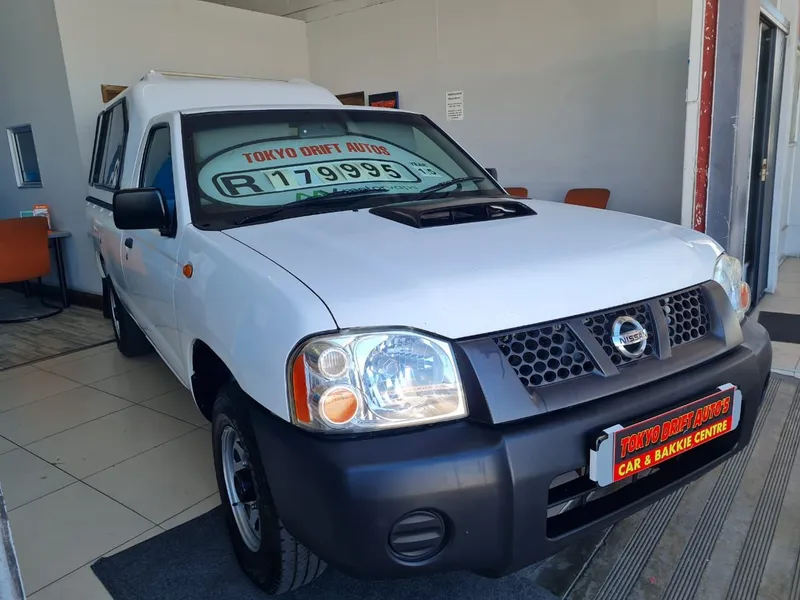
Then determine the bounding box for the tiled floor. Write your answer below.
[0,293,114,370]
[0,343,219,599]
[3,263,800,599]
[755,257,800,375]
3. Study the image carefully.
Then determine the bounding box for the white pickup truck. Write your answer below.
[87,72,771,595]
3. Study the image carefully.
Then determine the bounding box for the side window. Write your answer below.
[90,101,127,190]
[89,114,105,184]
[7,125,42,187]
[140,126,175,218]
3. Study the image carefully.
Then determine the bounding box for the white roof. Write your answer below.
[112,71,342,124]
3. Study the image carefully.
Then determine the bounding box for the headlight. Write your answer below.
[713,253,751,321]
[289,331,467,432]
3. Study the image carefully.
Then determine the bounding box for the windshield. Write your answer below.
[182,109,503,226]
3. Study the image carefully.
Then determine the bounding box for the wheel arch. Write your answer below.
[191,339,234,421]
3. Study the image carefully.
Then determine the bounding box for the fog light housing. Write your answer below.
[388,510,446,562]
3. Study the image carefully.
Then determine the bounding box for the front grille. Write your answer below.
[496,326,595,389]
[491,285,713,390]
[583,304,655,367]
[660,288,710,347]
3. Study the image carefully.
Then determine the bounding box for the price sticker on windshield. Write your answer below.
[410,161,443,178]
[312,160,415,184]
[259,160,418,193]
[265,169,301,191]
[200,135,440,203]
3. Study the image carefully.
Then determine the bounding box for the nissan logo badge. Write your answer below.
[611,316,648,358]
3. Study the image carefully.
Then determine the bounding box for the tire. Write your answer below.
[101,277,112,319]
[212,382,326,595]
[108,283,151,357]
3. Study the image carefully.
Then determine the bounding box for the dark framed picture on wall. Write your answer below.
[368,92,399,109]
[336,91,366,106]
[101,84,127,103]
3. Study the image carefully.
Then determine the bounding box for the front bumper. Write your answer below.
[251,319,771,579]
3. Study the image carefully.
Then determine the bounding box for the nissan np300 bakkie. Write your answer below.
[86,71,772,595]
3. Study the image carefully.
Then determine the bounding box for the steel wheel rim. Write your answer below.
[221,425,261,552]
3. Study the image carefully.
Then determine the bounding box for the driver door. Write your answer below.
[121,116,184,373]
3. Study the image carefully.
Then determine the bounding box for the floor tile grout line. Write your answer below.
[33,350,163,387]
[129,398,205,425]
[7,451,162,530]
[26,342,119,373]
[136,401,209,428]
[158,491,220,528]
[2,451,79,513]
[22,524,166,596]
[0,379,86,416]
[15,394,198,448]
[6,477,79,516]
[12,401,137,448]
[40,362,146,387]
[98,524,167,557]
[0,438,21,458]
[0,341,116,377]
[75,477,162,528]
[20,425,201,501]
[0,382,133,420]
[87,381,185,405]
[0,371,179,417]
[136,385,197,405]
[71,425,203,481]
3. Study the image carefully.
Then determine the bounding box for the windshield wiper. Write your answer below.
[410,176,486,202]
[236,187,390,225]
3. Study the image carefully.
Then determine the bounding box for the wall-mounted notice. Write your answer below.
[446,91,464,121]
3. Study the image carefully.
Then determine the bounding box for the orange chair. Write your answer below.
[0,217,62,322]
[505,187,529,198]
[564,188,610,209]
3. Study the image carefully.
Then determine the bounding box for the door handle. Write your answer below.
[124,237,133,249]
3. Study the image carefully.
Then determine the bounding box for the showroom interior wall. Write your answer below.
[0,0,86,290]
[53,0,310,189]
[0,0,310,295]
[307,0,692,224]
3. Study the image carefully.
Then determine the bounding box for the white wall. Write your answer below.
[308,0,692,223]
[54,0,311,192]
[3,0,311,295]
[0,0,88,290]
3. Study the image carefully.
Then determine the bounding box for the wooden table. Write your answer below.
[48,230,71,308]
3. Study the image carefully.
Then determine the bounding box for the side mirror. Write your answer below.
[486,167,498,180]
[113,188,169,231]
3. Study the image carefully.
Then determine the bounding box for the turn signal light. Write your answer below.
[739,282,751,314]
[319,387,359,425]
[292,356,311,424]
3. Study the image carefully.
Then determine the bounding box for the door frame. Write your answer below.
[744,19,784,303]
[760,0,789,33]
[683,0,791,299]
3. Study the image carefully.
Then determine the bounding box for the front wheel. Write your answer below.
[212,383,326,594]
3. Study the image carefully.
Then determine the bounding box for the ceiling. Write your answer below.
[203,0,396,21]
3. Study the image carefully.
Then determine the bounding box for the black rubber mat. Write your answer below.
[758,311,800,344]
[92,507,558,600]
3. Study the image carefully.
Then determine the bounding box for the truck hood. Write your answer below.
[224,199,722,339]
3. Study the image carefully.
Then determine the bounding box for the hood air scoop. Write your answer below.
[370,197,536,229]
